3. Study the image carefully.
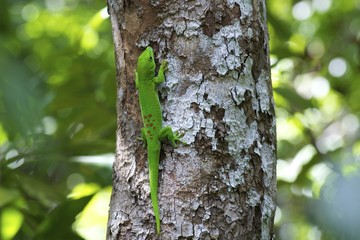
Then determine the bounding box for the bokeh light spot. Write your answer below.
[307,39,325,58]
[311,76,330,99]
[67,173,85,190]
[312,0,332,12]
[292,1,313,21]
[21,4,39,22]
[328,57,347,77]
[45,0,65,12]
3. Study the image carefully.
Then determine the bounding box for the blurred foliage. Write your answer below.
[0,0,115,239]
[1,0,360,239]
[269,0,360,239]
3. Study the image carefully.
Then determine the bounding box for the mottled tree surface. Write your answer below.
[107,1,276,239]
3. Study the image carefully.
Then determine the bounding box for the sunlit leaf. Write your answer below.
[68,183,100,200]
[1,207,24,240]
[74,187,111,240]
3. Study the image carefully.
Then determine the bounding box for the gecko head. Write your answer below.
[137,46,156,77]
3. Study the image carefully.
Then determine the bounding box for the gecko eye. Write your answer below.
[149,56,153,61]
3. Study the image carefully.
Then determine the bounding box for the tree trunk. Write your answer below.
[106,0,276,239]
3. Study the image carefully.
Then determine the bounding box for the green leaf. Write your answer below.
[274,86,313,111]
[33,196,93,240]
[0,187,21,207]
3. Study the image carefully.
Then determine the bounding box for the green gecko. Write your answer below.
[135,46,183,234]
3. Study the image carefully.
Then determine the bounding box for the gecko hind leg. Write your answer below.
[159,126,184,147]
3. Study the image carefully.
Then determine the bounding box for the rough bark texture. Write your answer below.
[106,0,276,239]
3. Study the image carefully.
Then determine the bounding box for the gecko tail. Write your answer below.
[148,150,161,234]
[150,188,160,234]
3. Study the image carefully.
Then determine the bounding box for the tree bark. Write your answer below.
[106,0,276,239]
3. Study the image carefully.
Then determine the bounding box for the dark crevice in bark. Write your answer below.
[194,129,212,155]
[239,89,257,126]
[201,2,241,37]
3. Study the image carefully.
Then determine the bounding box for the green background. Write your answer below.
[1,0,360,239]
